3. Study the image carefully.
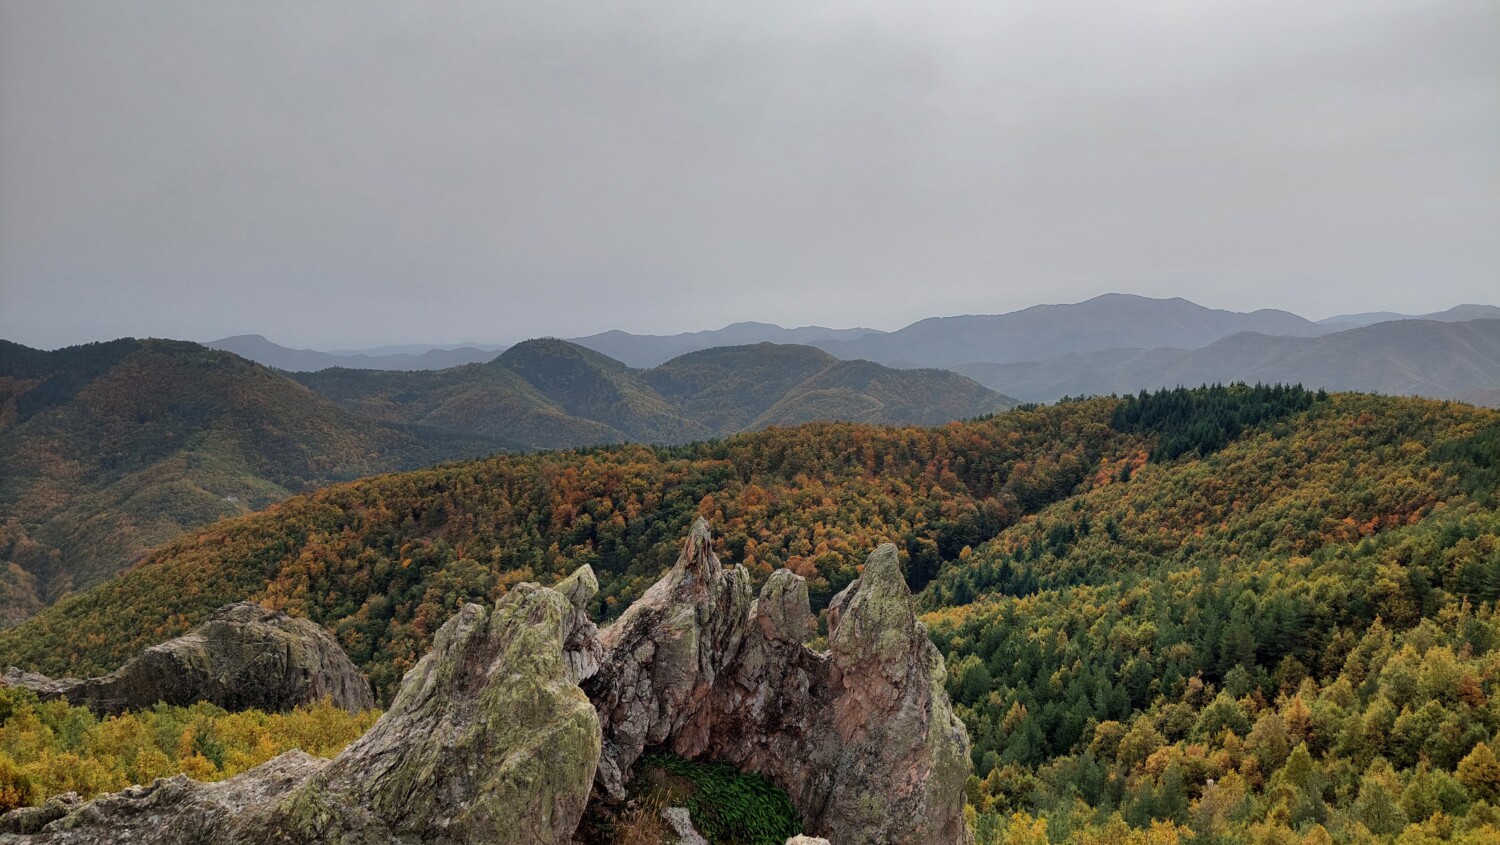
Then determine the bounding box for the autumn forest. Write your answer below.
[0,380,1494,843]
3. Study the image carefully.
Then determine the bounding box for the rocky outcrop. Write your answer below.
[2,603,373,714]
[0,522,970,845]
[0,570,602,844]
[587,520,972,845]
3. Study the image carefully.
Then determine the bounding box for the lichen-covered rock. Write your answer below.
[662,806,707,845]
[583,518,755,799]
[812,544,973,845]
[785,837,832,845]
[0,751,328,844]
[0,571,602,845]
[243,576,602,844]
[2,603,372,714]
[557,564,604,684]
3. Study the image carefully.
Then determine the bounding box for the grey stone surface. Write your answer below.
[3,603,373,714]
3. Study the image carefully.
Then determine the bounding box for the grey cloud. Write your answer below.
[1,0,1496,348]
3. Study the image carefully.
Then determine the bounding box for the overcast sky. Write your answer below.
[2,1,1496,349]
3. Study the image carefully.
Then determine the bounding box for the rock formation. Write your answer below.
[0,521,971,845]
[587,519,972,845]
[2,603,373,714]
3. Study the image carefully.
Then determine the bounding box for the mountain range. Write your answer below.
[1315,303,1500,332]
[0,337,1008,621]
[205,335,504,372]
[295,339,1012,449]
[7,291,1498,624]
[955,318,1500,404]
[0,338,511,617]
[203,296,1500,410]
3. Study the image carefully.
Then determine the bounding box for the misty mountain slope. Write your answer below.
[570,321,884,368]
[749,359,1014,429]
[955,318,1500,403]
[1317,303,1500,331]
[206,335,500,372]
[0,339,508,612]
[812,293,1325,366]
[292,362,627,450]
[491,339,708,442]
[643,343,851,432]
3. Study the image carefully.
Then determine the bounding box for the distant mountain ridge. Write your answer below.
[955,318,1500,404]
[1317,303,1500,332]
[568,321,883,368]
[211,295,1500,375]
[205,335,500,372]
[811,293,1327,367]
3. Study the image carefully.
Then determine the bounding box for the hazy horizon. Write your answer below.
[3,1,1497,349]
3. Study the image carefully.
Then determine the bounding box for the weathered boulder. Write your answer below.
[0,570,602,845]
[0,751,329,843]
[2,603,373,714]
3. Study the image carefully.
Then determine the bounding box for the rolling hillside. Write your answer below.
[955,318,1500,404]
[3,387,1498,841]
[0,339,508,615]
[0,337,1008,623]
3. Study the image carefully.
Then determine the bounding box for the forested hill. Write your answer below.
[0,337,1010,626]
[0,338,506,617]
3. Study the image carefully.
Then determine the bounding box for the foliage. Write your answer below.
[6,385,1500,844]
[0,400,1125,697]
[0,686,376,808]
[926,391,1500,842]
[1110,383,1323,461]
[639,754,801,845]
